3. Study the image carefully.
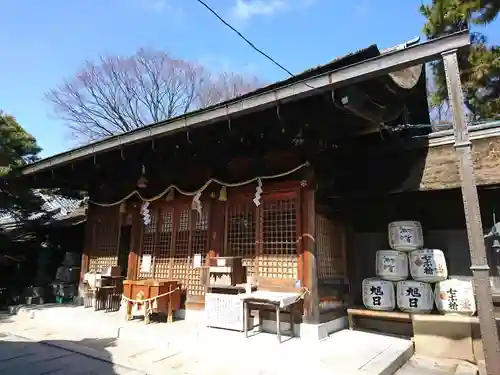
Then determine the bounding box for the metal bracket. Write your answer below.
[470,264,490,271]
[454,141,472,149]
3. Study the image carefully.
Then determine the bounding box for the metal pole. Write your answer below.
[442,49,500,375]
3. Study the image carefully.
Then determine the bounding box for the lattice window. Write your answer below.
[88,207,120,272]
[137,206,157,279]
[316,214,345,280]
[154,206,173,279]
[171,207,191,285]
[258,196,298,279]
[186,209,210,297]
[226,201,257,276]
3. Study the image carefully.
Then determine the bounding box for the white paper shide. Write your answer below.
[140,254,152,273]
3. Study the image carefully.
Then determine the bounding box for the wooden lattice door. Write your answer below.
[258,193,299,279]
[226,199,257,277]
[137,204,158,279]
[88,206,120,272]
[170,205,191,283]
[316,214,346,280]
[187,208,210,301]
[169,203,210,301]
[154,205,174,279]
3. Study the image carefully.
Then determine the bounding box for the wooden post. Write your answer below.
[78,204,93,303]
[442,49,500,374]
[79,204,93,279]
[127,204,141,280]
[301,187,319,324]
[209,199,225,255]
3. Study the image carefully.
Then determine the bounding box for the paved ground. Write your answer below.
[394,356,477,375]
[0,305,416,375]
[0,333,146,375]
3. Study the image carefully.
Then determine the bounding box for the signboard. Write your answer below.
[140,254,152,273]
[193,254,202,268]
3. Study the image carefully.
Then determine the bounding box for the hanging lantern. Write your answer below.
[137,165,148,189]
[165,188,174,202]
[218,186,227,202]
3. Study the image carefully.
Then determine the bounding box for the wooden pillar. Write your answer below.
[79,204,95,278]
[301,187,319,324]
[443,50,500,374]
[127,203,141,280]
[209,198,225,255]
[78,204,94,303]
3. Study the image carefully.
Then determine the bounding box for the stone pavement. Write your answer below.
[394,356,478,375]
[0,305,415,375]
[0,333,146,375]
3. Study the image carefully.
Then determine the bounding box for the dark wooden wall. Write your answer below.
[81,179,324,314]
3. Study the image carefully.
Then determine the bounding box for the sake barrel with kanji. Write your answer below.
[362,278,395,311]
[376,250,408,281]
[434,278,476,316]
[388,221,424,251]
[396,280,433,313]
[409,249,448,283]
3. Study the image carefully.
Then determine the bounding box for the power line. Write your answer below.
[194,0,296,78]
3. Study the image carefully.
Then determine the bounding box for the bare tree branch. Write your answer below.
[46,48,264,143]
[426,65,452,131]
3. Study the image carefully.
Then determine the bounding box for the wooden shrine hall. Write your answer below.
[19,31,473,338]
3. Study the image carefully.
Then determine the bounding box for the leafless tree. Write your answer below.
[426,65,452,131]
[46,48,263,143]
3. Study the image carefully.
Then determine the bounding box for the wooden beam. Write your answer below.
[442,49,500,374]
[79,205,93,280]
[22,31,469,177]
[127,204,141,280]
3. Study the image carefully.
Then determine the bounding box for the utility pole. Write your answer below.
[442,49,500,375]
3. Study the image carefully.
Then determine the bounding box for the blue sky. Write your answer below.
[1,0,499,158]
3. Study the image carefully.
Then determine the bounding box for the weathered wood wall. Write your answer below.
[417,136,500,190]
[323,135,500,198]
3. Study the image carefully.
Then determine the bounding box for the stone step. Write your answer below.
[395,356,477,375]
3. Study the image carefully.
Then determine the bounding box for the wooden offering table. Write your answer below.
[123,280,181,324]
[240,290,304,343]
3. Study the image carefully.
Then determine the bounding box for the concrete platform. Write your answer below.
[1,304,414,375]
[395,356,478,375]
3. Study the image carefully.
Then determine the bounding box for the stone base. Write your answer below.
[176,307,348,340]
[298,316,348,341]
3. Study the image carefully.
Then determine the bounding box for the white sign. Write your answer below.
[217,258,226,267]
[140,254,152,273]
[193,254,202,268]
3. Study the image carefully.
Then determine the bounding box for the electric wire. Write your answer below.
[193,0,307,82]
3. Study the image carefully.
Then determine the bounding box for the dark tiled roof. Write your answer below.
[0,191,83,226]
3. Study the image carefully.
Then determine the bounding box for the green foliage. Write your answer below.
[0,112,41,173]
[420,0,500,121]
[0,112,43,217]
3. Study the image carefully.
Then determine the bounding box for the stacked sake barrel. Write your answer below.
[363,221,474,315]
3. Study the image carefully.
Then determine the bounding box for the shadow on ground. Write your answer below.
[0,333,142,375]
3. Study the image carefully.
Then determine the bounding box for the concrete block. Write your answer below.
[299,316,348,341]
[455,363,478,375]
